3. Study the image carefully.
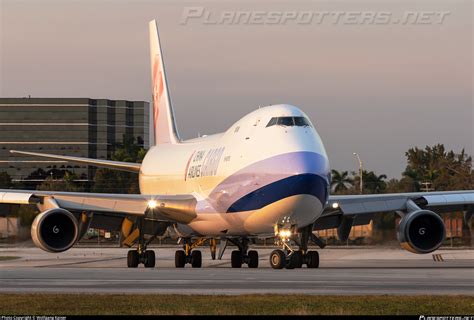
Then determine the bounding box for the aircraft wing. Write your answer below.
[0,189,197,225]
[10,150,141,173]
[315,190,474,233]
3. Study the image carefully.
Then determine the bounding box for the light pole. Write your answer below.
[353,152,363,194]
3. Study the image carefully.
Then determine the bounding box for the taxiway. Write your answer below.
[0,247,472,295]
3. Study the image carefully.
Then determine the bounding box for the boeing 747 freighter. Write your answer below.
[1,20,472,269]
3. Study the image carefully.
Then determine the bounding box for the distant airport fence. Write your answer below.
[74,215,470,248]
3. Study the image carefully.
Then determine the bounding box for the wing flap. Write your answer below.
[0,191,34,204]
[54,195,145,215]
[422,193,474,207]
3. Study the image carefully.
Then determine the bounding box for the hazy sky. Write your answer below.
[1,0,472,178]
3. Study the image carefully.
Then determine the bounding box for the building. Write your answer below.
[0,216,19,239]
[315,222,374,243]
[0,98,149,185]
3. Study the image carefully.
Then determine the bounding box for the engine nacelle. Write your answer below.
[31,208,79,253]
[168,223,194,239]
[398,210,445,254]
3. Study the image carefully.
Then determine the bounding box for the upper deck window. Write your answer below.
[266,116,312,128]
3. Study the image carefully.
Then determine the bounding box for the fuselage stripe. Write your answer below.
[226,173,328,213]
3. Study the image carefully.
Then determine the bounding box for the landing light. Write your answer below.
[279,229,292,238]
[332,202,339,209]
[148,200,158,209]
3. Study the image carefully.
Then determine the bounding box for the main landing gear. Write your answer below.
[127,218,156,268]
[270,221,321,269]
[173,237,259,268]
[127,248,156,268]
[228,238,259,268]
[175,238,206,268]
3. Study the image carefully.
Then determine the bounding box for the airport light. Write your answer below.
[147,200,158,209]
[353,152,363,194]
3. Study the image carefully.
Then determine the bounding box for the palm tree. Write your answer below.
[361,171,387,193]
[330,170,353,193]
[0,171,12,189]
[371,173,387,193]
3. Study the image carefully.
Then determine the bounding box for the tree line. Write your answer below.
[331,144,473,195]
[329,144,473,242]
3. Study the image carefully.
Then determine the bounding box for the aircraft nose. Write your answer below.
[222,151,330,213]
[283,151,329,204]
[286,151,329,176]
[283,172,328,205]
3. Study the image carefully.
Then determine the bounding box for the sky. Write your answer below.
[0,0,472,178]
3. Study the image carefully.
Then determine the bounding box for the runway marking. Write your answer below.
[37,257,125,267]
[432,254,444,262]
[2,278,472,286]
[8,264,474,270]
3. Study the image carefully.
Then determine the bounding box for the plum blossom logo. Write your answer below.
[152,54,164,135]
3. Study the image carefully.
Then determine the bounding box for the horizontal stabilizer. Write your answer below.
[10,150,141,173]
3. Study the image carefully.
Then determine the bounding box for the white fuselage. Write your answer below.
[139,104,330,237]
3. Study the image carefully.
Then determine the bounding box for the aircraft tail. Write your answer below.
[149,20,180,145]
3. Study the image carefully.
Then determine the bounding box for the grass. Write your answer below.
[0,256,20,261]
[0,294,472,315]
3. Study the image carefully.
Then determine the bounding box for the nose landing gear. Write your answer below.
[270,222,320,269]
[305,250,319,268]
[269,249,319,269]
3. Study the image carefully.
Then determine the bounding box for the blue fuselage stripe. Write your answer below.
[226,173,328,213]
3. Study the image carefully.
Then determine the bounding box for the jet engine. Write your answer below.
[398,209,445,254]
[168,223,194,239]
[31,208,79,253]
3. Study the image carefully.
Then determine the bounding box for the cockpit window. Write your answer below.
[294,117,311,127]
[266,117,277,127]
[277,117,294,126]
[266,116,312,128]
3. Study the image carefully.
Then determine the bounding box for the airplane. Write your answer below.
[1,20,473,269]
